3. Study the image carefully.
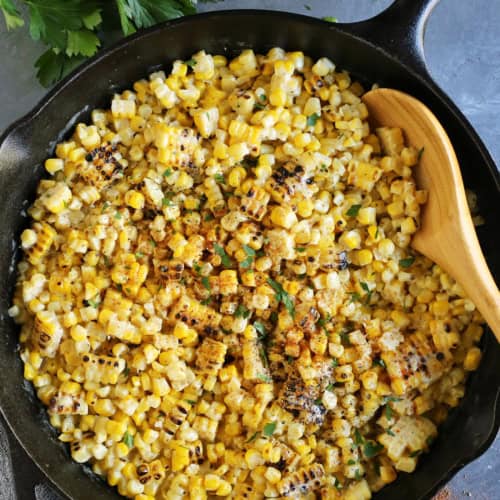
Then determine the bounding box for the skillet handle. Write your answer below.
[338,0,440,77]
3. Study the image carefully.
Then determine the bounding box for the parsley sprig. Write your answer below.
[267,278,295,318]
[0,0,197,87]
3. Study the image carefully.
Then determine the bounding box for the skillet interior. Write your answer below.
[0,10,498,500]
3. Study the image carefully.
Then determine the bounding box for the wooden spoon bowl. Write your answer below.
[362,88,500,341]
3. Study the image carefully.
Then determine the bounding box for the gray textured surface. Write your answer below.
[0,0,498,499]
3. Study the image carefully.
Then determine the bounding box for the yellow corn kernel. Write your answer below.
[464,347,481,371]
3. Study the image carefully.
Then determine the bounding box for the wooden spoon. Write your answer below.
[362,88,500,341]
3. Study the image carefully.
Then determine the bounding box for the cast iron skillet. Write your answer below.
[0,1,498,498]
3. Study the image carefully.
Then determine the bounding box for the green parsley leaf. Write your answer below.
[122,365,130,378]
[257,373,272,383]
[135,252,144,259]
[201,276,210,291]
[314,398,324,406]
[323,16,338,22]
[295,247,306,253]
[333,477,342,490]
[35,49,85,88]
[259,94,266,102]
[306,113,320,127]
[399,256,415,268]
[114,211,122,219]
[87,298,100,308]
[326,383,335,391]
[386,428,395,437]
[263,422,276,437]
[242,245,256,257]
[0,0,24,30]
[347,459,356,465]
[214,243,233,267]
[363,441,384,458]
[101,201,110,212]
[331,358,339,368]
[340,331,351,345]
[193,262,202,274]
[373,358,386,368]
[246,431,259,443]
[185,58,196,67]
[286,355,294,364]
[185,399,196,405]
[267,278,295,318]
[162,196,174,207]
[163,168,172,177]
[82,10,102,30]
[66,29,100,57]
[254,321,266,338]
[354,469,363,480]
[235,304,251,319]
[204,213,214,222]
[349,292,361,303]
[354,429,364,446]
[123,431,134,448]
[346,204,362,217]
[409,449,421,458]
[240,256,253,269]
[360,281,373,304]
[253,103,265,111]
[214,173,225,184]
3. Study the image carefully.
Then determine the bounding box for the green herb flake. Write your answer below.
[254,321,267,338]
[135,252,144,259]
[349,292,361,303]
[306,113,320,127]
[162,196,173,207]
[346,204,362,217]
[347,459,356,465]
[363,441,384,458]
[214,243,233,267]
[193,263,202,274]
[214,173,225,184]
[333,477,342,490]
[185,58,196,68]
[326,383,335,391]
[122,365,130,378]
[257,373,272,383]
[114,211,122,219]
[253,103,265,111]
[204,213,214,222]
[286,355,294,364]
[354,429,364,446]
[246,431,259,443]
[267,278,295,318]
[331,358,339,368]
[386,428,395,437]
[323,16,338,23]
[235,304,251,319]
[201,276,211,291]
[263,422,277,437]
[123,431,134,449]
[399,256,415,268]
[259,94,266,102]
[373,358,386,369]
[87,298,100,308]
[295,247,306,253]
[409,449,421,458]
[163,168,172,177]
[185,399,196,405]
[243,244,256,257]
[101,201,110,213]
[340,331,351,345]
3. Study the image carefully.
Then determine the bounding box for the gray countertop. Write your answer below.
[0,1,498,499]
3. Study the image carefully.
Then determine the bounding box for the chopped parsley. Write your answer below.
[386,428,395,436]
[323,16,338,22]
[347,459,356,465]
[259,94,266,102]
[409,449,421,458]
[331,358,339,368]
[333,477,342,490]
[235,304,251,319]
[295,247,306,252]
[114,211,122,219]
[306,113,320,127]
[254,321,267,339]
[364,441,384,458]
[241,244,256,268]
[87,298,100,308]
[201,276,211,291]
[204,213,214,222]
[253,102,265,111]
[163,168,172,177]
[349,292,361,303]
[340,331,351,345]
[373,358,386,368]
[399,256,415,268]
[267,278,295,318]
[214,243,233,267]
[346,204,361,217]
[185,58,196,68]
[214,173,225,184]
[123,431,134,449]
[185,399,196,405]
[257,373,272,383]
[326,383,335,391]
[193,262,202,274]
[162,196,174,207]
[263,422,277,437]
[247,431,259,443]
[354,429,364,446]
[135,252,144,259]
[360,281,373,304]
[354,469,363,480]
